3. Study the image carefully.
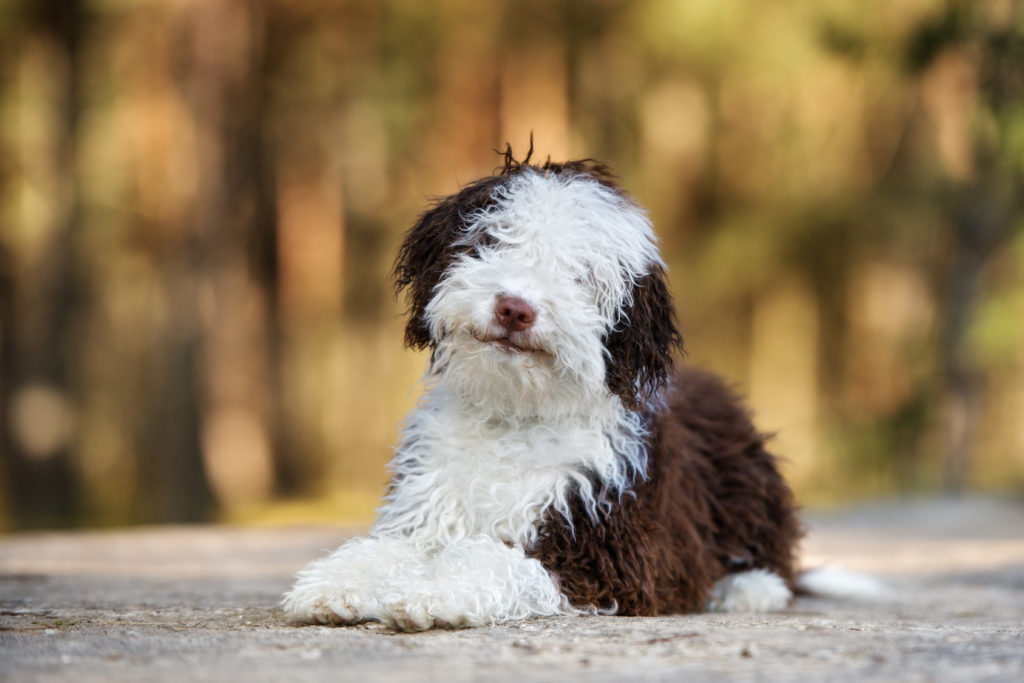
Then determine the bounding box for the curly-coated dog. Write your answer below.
[283,149,805,631]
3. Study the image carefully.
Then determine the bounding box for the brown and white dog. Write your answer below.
[283,150,808,631]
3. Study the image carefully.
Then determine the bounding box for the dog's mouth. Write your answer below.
[471,331,544,355]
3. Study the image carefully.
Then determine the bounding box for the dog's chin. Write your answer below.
[471,331,547,357]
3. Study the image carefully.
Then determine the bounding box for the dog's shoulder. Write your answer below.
[657,367,760,444]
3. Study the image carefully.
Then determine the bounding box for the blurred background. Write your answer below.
[0,0,1022,531]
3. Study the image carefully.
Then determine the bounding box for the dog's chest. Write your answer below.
[374,400,615,547]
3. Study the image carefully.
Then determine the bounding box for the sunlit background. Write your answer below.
[1,0,1022,531]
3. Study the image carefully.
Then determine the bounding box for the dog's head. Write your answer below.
[394,152,682,415]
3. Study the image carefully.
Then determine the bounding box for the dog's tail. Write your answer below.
[795,567,893,602]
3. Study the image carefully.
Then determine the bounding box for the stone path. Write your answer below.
[2,497,1023,682]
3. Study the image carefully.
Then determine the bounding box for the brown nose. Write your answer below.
[494,296,536,332]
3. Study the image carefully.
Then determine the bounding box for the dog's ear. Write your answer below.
[604,264,683,409]
[393,175,505,350]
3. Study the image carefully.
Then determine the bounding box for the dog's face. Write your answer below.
[394,159,681,416]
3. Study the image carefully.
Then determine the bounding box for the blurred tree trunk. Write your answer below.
[137,266,212,523]
[941,208,984,495]
[937,5,1024,494]
[0,0,85,528]
[178,0,281,510]
[129,0,282,522]
[942,185,1015,494]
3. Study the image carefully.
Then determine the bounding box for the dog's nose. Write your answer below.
[494,296,536,332]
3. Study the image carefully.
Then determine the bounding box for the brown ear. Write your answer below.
[604,264,683,409]
[392,175,505,350]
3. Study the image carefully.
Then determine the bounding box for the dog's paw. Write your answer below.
[284,585,447,631]
[282,583,369,626]
[381,596,437,632]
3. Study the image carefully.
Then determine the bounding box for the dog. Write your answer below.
[283,149,804,631]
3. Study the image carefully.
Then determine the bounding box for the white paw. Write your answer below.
[322,591,366,625]
[284,584,446,631]
[707,569,792,613]
[282,581,370,626]
[283,537,413,626]
[382,595,438,632]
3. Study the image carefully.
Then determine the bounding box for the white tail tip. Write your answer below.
[797,567,892,602]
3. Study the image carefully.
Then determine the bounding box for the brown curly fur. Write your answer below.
[526,367,802,615]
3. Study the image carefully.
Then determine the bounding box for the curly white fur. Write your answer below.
[372,385,650,547]
[707,569,793,613]
[283,536,572,630]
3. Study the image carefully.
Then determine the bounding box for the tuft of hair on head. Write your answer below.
[497,133,536,175]
[495,134,623,192]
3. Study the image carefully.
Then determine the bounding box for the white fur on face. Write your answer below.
[426,169,663,418]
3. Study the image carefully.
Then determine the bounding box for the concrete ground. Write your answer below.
[2,497,1023,682]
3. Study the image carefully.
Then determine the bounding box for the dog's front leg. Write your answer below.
[282,536,426,627]
[398,535,572,630]
[283,535,570,631]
